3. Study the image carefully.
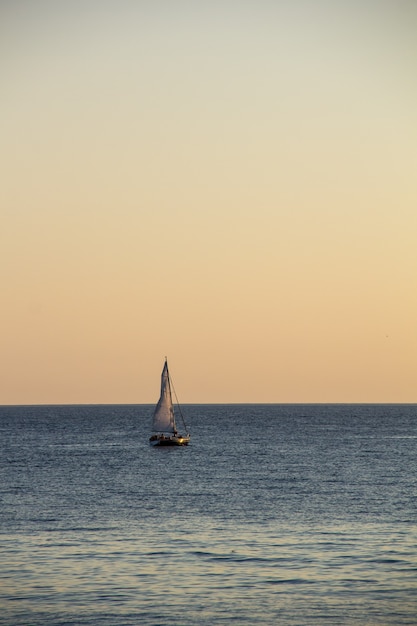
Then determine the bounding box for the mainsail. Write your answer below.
[152,360,176,433]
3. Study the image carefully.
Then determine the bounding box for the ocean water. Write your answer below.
[1,404,416,625]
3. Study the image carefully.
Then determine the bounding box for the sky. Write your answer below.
[1,0,416,404]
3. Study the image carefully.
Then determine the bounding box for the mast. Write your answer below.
[165,358,177,431]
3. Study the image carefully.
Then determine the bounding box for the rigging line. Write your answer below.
[169,372,189,432]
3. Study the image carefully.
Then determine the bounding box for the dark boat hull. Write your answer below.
[149,434,190,447]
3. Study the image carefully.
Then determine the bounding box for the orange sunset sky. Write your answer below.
[1,0,416,404]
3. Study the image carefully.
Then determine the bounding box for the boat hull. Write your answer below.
[149,434,190,447]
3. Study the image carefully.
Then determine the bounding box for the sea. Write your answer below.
[0,404,416,625]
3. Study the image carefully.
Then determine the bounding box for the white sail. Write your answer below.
[152,361,176,433]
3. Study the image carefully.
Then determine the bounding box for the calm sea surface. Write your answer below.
[1,404,416,625]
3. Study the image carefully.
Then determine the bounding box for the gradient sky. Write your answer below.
[1,0,416,404]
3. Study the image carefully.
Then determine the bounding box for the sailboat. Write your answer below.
[149,359,190,446]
